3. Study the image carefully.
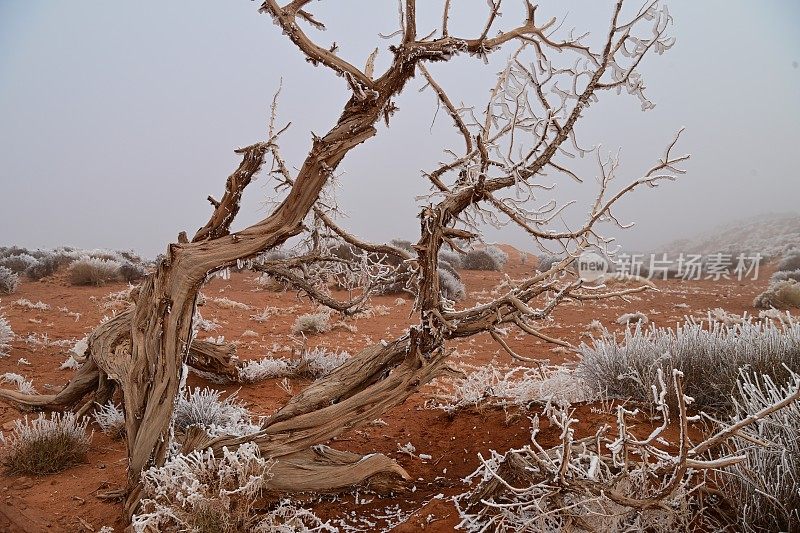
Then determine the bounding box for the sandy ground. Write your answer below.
[0,246,772,532]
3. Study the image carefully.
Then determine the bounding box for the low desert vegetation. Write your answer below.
[753,278,800,309]
[238,347,350,383]
[173,387,259,437]
[291,311,331,335]
[0,245,148,284]
[771,268,800,283]
[0,412,90,475]
[68,256,128,286]
[133,442,333,533]
[579,317,800,412]
[0,266,19,295]
[0,314,13,357]
[462,246,509,271]
[93,402,126,439]
[777,248,800,272]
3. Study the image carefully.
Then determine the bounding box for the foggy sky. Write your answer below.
[1,1,798,258]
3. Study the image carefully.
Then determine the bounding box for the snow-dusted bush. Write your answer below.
[210,296,252,310]
[0,253,39,274]
[777,249,800,272]
[439,268,466,301]
[720,370,800,532]
[292,311,331,335]
[117,260,147,282]
[753,279,800,309]
[174,387,258,436]
[579,318,800,411]
[463,246,508,271]
[93,402,126,439]
[0,412,90,474]
[433,365,592,413]
[294,347,349,379]
[0,372,36,394]
[25,252,59,280]
[438,249,463,269]
[0,315,12,357]
[133,443,334,533]
[0,266,19,295]
[238,357,293,383]
[536,254,561,272]
[616,311,649,325]
[771,268,800,284]
[68,256,122,286]
[13,298,50,311]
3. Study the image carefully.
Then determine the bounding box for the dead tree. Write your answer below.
[0,0,687,523]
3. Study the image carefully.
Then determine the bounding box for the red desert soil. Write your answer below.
[0,246,772,532]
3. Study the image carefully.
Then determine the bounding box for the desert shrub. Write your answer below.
[536,254,561,272]
[25,252,59,280]
[133,443,334,533]
[291,311,331,335]
[463,246,508,271]
[433,365,592,413]
[117,260,147,282]
[0,315,12,357]
[68,256,122,286]
[771,268,800,284]
[238,357,293,383]
[616,311,649,325]
[721,370,800,532]
[328,243,359,262]
[0,253,39,274]
[777,249,800,272]
[1,372,36,394]
[0,412,90,475]
[389,239,414,253]
[578,318,800,412]
[753,279,800,309]
[0,266,19,295]
[439,249,463,269]
[294,347,349,379]
[93,402,126,439]
[173,387,258,436]
[439,268,465,301]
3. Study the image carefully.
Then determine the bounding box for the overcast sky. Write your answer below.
[1,1,798,258]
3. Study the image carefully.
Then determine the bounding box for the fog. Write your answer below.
[1,1,798,258]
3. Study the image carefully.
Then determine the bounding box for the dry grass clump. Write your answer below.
[753,279,800,309]
[578,318,800,412]
[133,443,334,533]
[237,348,349,383]
[616,311,649,325]
[721,370,800,532]
[291,311,331,335]
[463,246,508,271]
[0,266,19,295]
[771,268,800,284]
[0,412,90,475]
[174,387,259,437]
[0,315,13,357]
[93,402,126,439]
[68,257,123,286]
[777,249,800,272]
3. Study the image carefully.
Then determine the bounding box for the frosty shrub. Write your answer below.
[753,279,800,309]
[439,268,466,301]
[291,311,331,335]
[25,253,59,280]
[616,311,649,325]
[536,254,561,272]
[93,402,126,439]
[0,315,12,357]
[117,260,147,282]
[174,387,258,436]
[777,249,800,272]
[721,370,800,532]
[133,443,334,533]
[238,357,293,383]
[579,318,800,411]
[0,253,39,274]
[68,256,122,286]
[433,365,592,413]
[0,266,19,295]
[771,268,800,284]
[463,246,508,271]
[0,372,36,394]
[293,347,349,379]
[0,412,90,474]
[439,249,463,269]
